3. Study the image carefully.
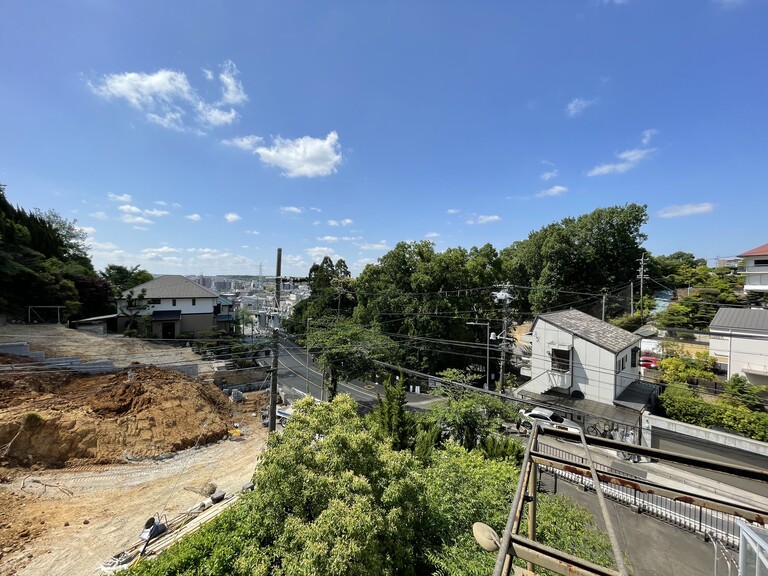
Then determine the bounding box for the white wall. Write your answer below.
[710,332,768,384]
[148,297,216,314]
[527,320,637,404]
[641,412,768,457]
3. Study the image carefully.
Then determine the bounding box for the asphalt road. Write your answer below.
[275,338,437,414]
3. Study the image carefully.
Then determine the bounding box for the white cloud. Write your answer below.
[197,103,237,127]
[587,147,655,176]
[327,219,354,227]
[185,213,202,221]
[89,211,108,220]
[118,204,142,214]
[446,208,460,214]
[90,61,246,131]
[154,200,167,206]
[467,215,501,225]
[306,246,339,261]
[218,60,248,105]
[142,246,181,255]
[540,169,558,181]
[566,98,596,117]
[641,129,658,146]
[120,214,153,224]
[255,131,343,178]
[221,135,263,151]
[425,232,440,238]
[536,185,568,198]
[310,207,323,213]
[360,241,389,250]
[281,206,303,215]
[146,111,185,131]
[245,229,260,235]
[658,203,714,218]
[224,212,241,223]
[202,68,214,81]
[91,69,195,109]
[588,130,659,176]
[78,226,96,236]
[143,208,169,217]
[318,236,339,242]
[107,192,132,202]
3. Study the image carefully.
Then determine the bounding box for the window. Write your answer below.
[755,259,768,267]
[551,348,570,373]
[192,298,196,306]
[631,347,640,368]
[172,299,176,307]
[148,298,161,305]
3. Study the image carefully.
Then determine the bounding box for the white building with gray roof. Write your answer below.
[520,308,643,405]
[709,307,768,385]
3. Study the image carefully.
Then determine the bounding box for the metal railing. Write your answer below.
[538,443,744,548]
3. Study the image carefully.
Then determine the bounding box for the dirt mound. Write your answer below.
[0,366,234,468]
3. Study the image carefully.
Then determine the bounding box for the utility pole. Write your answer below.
[637,253,649,325]
[601,292,607,322]
[495,288,513,393]
[268,248,282,433]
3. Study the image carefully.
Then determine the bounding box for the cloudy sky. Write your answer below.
[2,0,766,277]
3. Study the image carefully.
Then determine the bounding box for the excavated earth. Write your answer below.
[0,325,269,575]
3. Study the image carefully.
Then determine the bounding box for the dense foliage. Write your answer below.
[0,187,154,321]
[126,395,617,576]
[659,384,768,441]
[653,264,746,330]
[290,204,650,376]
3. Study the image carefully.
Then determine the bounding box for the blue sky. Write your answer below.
[2,0,766,277]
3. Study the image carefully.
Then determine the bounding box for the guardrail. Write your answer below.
[538,443,742,548]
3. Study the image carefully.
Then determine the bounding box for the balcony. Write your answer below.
[545,370,570,391]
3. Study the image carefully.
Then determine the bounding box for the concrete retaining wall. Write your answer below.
[642,412,768,457]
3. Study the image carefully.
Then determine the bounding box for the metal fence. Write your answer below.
[538,442,743,548]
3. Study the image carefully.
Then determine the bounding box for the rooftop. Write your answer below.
[120,275,220,300]
[535,309,641,354]
[710,307,768,334]
[738,242,768,258]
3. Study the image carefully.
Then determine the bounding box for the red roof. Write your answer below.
[739,242,768,258]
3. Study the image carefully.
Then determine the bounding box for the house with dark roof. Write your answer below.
[116,275,225,339]
[520,309,643,405]
[709,307,768,385]
[738,242,768,295]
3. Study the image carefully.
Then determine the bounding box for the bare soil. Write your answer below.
[0,325,269,576]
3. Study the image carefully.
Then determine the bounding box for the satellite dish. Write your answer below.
[472,521,500,552]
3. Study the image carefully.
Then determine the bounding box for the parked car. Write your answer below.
[640,356,659,369]
[518,407,581,434]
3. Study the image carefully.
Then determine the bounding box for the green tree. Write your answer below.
[721,374,765,411]
[306,319,399,400]
[371,373,416,451]
[425,394,516,450]
[100,264,154,296]
[500,204,648,314]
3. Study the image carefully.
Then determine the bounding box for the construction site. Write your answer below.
[0,324,268,575]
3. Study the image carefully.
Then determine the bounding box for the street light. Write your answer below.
[305,317,313,395]
[466,321,490,391]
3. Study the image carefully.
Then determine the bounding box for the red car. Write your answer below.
[640,356,659,369]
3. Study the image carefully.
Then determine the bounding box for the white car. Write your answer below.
[518,407,581,434]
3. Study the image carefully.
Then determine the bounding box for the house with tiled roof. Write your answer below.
[520,309,643,405]
[116,275,228,339]
[709,307,768,385]
[738,242,768,295]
